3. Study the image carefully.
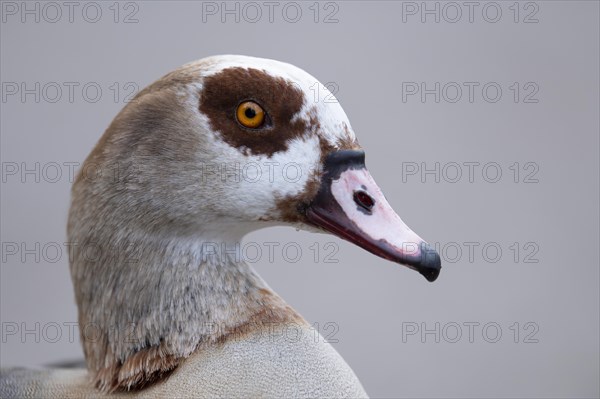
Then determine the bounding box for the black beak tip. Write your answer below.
[419,266,441,282]
[417,243,442,282]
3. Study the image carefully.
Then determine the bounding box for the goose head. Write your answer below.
[68,54,441,391]
[75,54,439,279]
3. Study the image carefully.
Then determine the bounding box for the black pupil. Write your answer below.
[244,107,256,119]
[354,190,375,211]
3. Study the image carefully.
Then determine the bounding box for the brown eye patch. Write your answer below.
[199,67,308,157]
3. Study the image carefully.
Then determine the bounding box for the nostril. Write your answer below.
[353,190,375,213]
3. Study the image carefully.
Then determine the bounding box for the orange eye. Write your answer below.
[236,101,265,129]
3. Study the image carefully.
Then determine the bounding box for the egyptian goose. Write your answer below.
[0,55,441,398]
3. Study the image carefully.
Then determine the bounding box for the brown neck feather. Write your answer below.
[68,226,303,392]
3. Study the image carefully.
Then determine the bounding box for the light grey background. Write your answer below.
[1,1,598,398]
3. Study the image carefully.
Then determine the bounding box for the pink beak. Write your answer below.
[305,150,441,282]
